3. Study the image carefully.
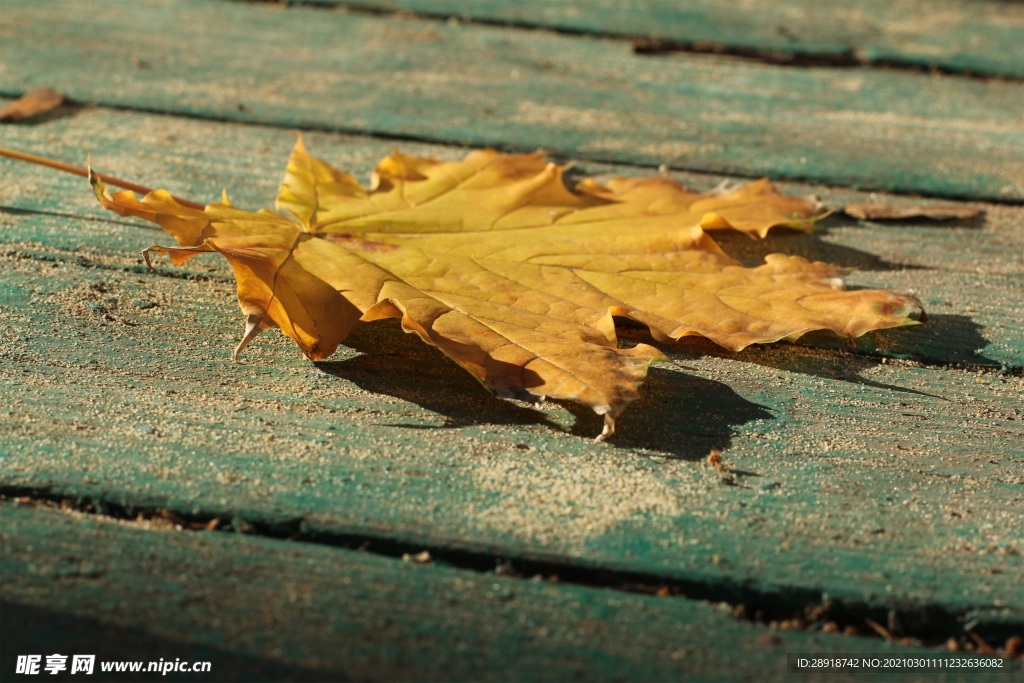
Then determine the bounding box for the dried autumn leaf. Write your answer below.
[90,140,923,440]
[0,88,65,122]
[843,202,983,221]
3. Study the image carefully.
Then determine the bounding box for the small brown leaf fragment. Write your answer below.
[0,88,65,122]
[402,550,432,564]
[842,202,983,221]
[970,632,996,655]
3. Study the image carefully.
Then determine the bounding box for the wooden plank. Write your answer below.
[7,502,945,683]
[3,101,1021,369]
[311,0,1024,79]
[2,238,1022,637]
[2,0,1022,200]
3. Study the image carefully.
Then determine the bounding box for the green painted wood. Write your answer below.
[2,236,1022,634]
[2,0,1022,200]
[3,502,957,683]
[3,102,1022,369]
[2,104,1023,648]
[312,0,1024,79]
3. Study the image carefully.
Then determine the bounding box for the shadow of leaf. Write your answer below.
[316,320,772,457]
[315,321,562,432]
[713,227,927,272]
[855,314,1006,369]
[750,314,1008,372]
[309,284,996,454]
[663,313,1005,401]
[561,366,772,459]
[316,352,563,431]
[673,342,947,400]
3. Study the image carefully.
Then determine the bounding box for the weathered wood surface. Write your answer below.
[2,107,1022,648]
[2,0,1022,201]
[2,0,1023,677]
[2,502,947,683]
[316,0,1024,79]
[5,104,1022,370]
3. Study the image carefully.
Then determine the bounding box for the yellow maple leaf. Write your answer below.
[90,139,922,440]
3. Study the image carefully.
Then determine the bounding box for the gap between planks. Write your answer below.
[3,1,1022,201]
[2,94,1022,208]
[1,95,1021,207]
[3,490,1019,650]
[262,0,1024,83]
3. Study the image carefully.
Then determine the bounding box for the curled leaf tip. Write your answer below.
[594,414,616,443]
[234,313,266,361]
[88,162,115,206]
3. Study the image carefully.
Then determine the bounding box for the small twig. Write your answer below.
[708,449,742,486]
[865,619,894,642]
[708,450,732,477]
[0,146,204,210]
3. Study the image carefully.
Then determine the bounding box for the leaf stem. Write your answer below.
[0,146,205,210]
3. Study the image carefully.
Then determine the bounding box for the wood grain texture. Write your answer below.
[1,0,1022,200]
[2,106,1022,642]
[3,502,949,683]
[311,0,1024,79]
